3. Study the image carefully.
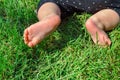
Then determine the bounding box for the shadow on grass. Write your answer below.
[35,14,90,53]
[13,14,90,79]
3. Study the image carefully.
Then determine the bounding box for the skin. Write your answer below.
[86,9,120,46]
[24,2,120,47]
[24,3,61,47]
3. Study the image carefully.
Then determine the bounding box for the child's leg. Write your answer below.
[85,9,120,46]
[24,2,61,47]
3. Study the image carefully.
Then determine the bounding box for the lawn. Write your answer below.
[0,0,120,80]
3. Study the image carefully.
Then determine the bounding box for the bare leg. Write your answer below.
[24,2,61,47]
[85,9,120,46]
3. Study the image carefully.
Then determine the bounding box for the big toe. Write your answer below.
[104,37,111,46]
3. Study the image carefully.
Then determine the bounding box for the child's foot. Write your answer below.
[85,19,111,46]
[24,14,61,47]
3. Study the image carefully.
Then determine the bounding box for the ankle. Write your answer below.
[49,14,61,27]
[43,14,61,28]
[86,18,105,30]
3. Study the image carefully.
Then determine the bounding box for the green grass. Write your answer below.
[0,0,120,80]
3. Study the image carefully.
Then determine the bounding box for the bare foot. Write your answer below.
[85,19,111,46]
[24,15,61,47]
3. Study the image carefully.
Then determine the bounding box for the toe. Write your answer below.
[98,36,111,46]
[105,37,111,46]
[28,38,40,47]
[23,29,29,44]
[28,42,34,47]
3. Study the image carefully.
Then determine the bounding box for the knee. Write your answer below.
[37,2,61,20]
[86,9,120,31]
